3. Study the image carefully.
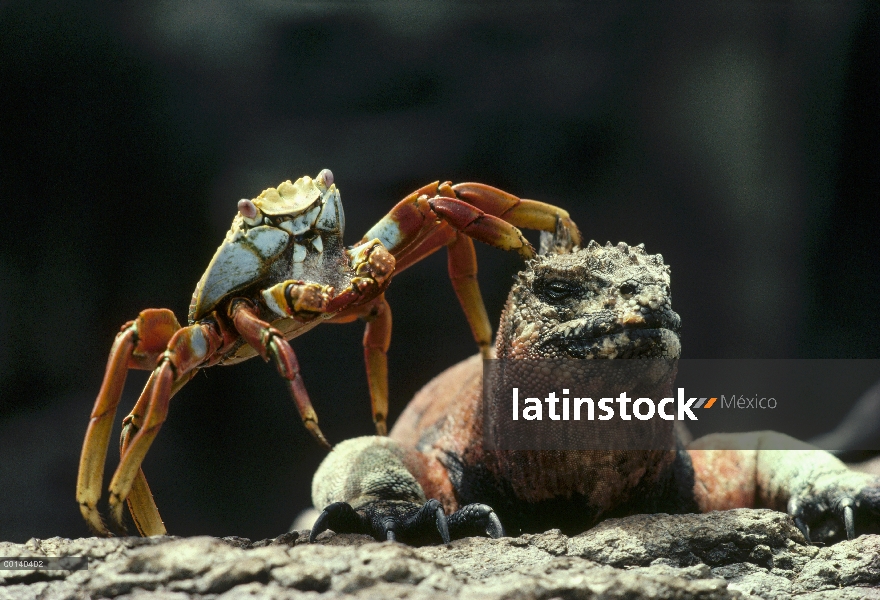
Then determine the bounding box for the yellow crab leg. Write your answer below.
[447,233,493,358]
[117,369,195,536]
[107,323,221,531]
[124,469,164,536]
[78,327,136,536]
[77,308,180,536]
[369,223,495,359]
[450,183,582,247]
[362,296,392,435]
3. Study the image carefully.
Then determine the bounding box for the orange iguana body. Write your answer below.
[310,242,880,545]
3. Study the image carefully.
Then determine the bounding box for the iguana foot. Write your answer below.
[787,481,880,544]
[310,499,449,544]
[447,502,505,539]
[691,432,880,545]
[310,499,504,545]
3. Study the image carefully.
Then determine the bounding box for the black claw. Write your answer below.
[309,507,333,542]
[380,516,398,542]
[486,510,505,538]
[835,496,857,541]
[788,497,812,544]
[794,516,812,544]
[448,503,505,540]
[310,502,364,543]
[316,498,486,546]
[435,506,450,544]
[844,506,855,540]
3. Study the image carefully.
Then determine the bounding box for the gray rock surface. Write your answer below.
[2,509,878,599]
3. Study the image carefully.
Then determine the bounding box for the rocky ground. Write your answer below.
[2,509,879,600]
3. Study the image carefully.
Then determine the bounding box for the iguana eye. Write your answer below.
[539,279,579,303]
[619,281,639,296]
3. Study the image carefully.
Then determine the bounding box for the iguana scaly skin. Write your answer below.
[310,242,880,545]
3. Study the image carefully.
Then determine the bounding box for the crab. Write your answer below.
[77,169,581,537]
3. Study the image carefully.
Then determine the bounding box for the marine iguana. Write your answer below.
[307,240,880,546]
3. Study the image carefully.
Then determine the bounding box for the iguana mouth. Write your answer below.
[542,310,682,359]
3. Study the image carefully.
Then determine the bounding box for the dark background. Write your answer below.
[0,1,877,543]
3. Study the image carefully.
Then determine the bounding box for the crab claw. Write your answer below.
[315,183,344,237]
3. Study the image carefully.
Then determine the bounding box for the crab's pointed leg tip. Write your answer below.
[107,496,129,536]
[81,506,113,538]
[305,422,332,450]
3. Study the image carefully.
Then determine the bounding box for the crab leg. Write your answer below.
[106,323,222,531]
[450,183,582,247]
[229,300,331,449]
[361,296,392,435]
[392,225,452,274]
[378,228,493,360]
[117,369,196,536]
[447,234,493,358]
[364,182,580,256]
[359,185,547,362]
[264,277,396,436]
[325,295,393,435]
[118,375,162,537]
[77,308,180,536]
[363,193,535,260]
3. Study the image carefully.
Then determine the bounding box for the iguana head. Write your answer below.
[496,241,681,360]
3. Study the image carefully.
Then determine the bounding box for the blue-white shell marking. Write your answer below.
[189,224,290,321]
[187,171,346,324]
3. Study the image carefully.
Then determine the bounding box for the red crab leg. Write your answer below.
[362,296,392,435]
[392,224,453,274]
[229,300,331,449]
[362,191,535,260]
[106,323,222,531]
[430,196,535,256]
[447,234,493,357]
[77,308,180,536]
[327,295,392,435]
[357,188,535,361]
[450,183,582,247]
[387,229,492,359]
[117,369,196,536]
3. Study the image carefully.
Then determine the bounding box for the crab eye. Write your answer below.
[539,279,579,303]
[238,199,258,219]
[317,168,333,188]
